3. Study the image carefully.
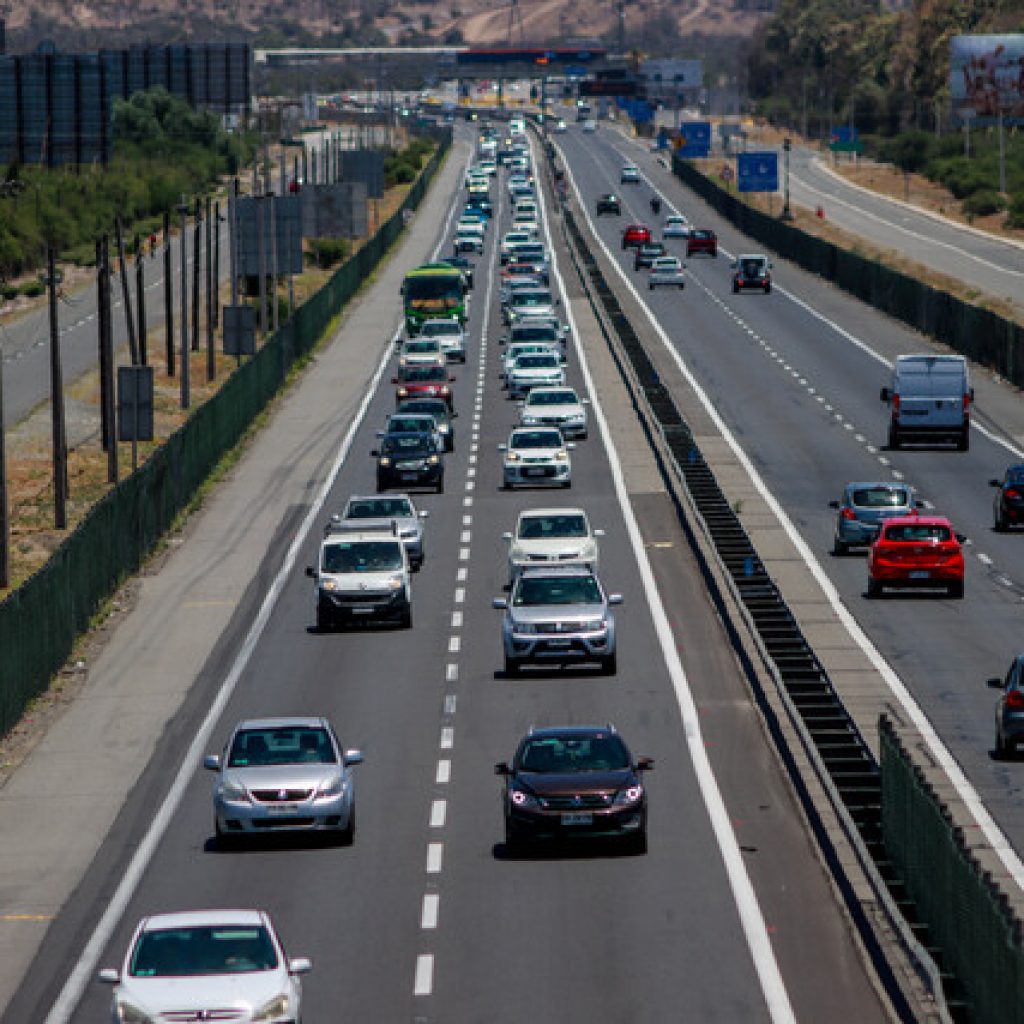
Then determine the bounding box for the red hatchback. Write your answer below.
[867,515,965,599]
[394,364,456,410]
[621,223,652,250]
[686,228,718,257]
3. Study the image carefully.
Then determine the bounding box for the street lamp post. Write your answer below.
[781,137,793,221]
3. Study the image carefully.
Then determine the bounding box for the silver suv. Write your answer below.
[492,566,622,675]
[306,524,412,629]
[331,494,429,570]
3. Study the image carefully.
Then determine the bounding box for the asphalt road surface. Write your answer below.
[3,128,889,1023]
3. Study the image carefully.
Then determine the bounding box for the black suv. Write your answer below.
[633,242,667,270]
[990,464,1024,531]
[372,432,444,492]
[596,193,621,216]
[495,725,653,853]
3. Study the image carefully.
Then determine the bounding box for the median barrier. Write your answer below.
[671,154,1024,389]
[0,128,451,736]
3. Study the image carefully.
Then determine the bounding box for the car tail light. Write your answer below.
[1007,689,1024,709]
[963,391,971,412]
[1006,489,1020,500]
[841,508,857,521]
[892,394,900,415]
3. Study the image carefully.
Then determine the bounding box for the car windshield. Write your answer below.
[510,431,562,449]
[516,246,545,260]
[323,540,404,573]
[404,275,462,302]
[346,498,414,519]
[883,524,953,542]
[518,734,629,773]
[519,514,588,539]
[654,259,680,270]
[420,322,460,337]
[399,400,449,421]
[382,434,437,456]
[130,926,279,978]
[387,417,435,434]
[527,390,577,406]
[512,327,559,344]
[402,366,448,382]
[404,341,439,353]
[851,487,908,508]
[740,258,766,275]
[693,230,714,240]
[513,575,602,605]
[515,354,559,369]
[227,726,336,768]
[513,292,552,308]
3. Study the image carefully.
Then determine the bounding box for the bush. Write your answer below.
[308,237,350,268]
[1006,192,1024,230]
[963,189,1006,218]
[1,284,18,301]
[20,281,44,298]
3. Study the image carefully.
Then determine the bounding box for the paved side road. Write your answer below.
[0,135,468,1017]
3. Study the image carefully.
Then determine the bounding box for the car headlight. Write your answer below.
[613,784,643,806]
[252,993,291,1022]
[378,457,391,467]
[318,773,346,798]
[522,416,539,426]
[116,1001,156,1024]
[555,450,569,462]
[439,424,450,434]
[397,387,408,397]
[427,455,440,465]
[512,620,536,634]
[400,528,417,538]
[218,778,250,802]
[580,618,605,631]
[510,788,539,809]
[322,578,339,591]
[506,452,521,462]
[388,576,405,591]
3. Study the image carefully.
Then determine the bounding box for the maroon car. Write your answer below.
[394,364,456,410]
[621,223,652,250]
[686,228,718,257]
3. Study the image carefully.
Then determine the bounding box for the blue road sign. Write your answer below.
[737,151,779,192]
[676,121,711,158]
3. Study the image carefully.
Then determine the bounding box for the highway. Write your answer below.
[3,127,890,1023]
[554,122,1024,860]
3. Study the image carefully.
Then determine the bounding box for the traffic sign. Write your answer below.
[829,126,863,153]
[737,152,779,192]
[676,121,711,158]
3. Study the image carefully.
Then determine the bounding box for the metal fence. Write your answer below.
[0,128,450,734]
[671,155,1024,390]
[880,716,1024,1024]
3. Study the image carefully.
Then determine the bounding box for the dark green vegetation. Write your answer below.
[0,88,255,282]
[385,136,435,187]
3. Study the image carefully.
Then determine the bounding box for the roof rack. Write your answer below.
[324,518,400,538]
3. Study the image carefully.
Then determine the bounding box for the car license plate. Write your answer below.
[524,467,547,477]
[401,473,420,481]
[547,639,571,647]
[352,606,375,614]
[267,805,299,815]
[562,813,592,826]
[909,570,931,579]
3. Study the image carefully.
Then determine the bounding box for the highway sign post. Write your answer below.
[737,152,779,193]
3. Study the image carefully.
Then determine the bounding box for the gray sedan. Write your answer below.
[205,717,363,845]
[332,493,429,569]
[988,655,1024,757]
[648,256,686,290]
[493,566,622,675]
[829,481,922,554]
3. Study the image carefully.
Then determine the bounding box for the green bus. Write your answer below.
[401,262,468,335]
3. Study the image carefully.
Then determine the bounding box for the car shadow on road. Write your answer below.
[491,839,643,862]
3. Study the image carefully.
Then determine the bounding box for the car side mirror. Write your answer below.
[376,430,385,438]
[452,411,459,418]
[495,761,511,776]
[502,531,513,540]
[635,756,655,772]
[987,677,1004,689]
[956,533,967,544]
[343,749,364,767]
[420,510,430,518]
[915,499,926,508]
[880,387,890,402]
[594,529,605,537]
[97,969,119,984]
[288,958,313,976]
[498,444,508,451]
[582,398,591,405]
[730,262,737,269]
[989,479,1001,487]
[492,597,509,609]
[608,594,624,605]
[305,566,316,578]
[969,387,976,401]
[391,377,398,384]
[203,754,221,771]
[566,442,577,451]
[500,335,508,344]
[828,500,840,509]
[370,450,380,457]
[449,376,457,382]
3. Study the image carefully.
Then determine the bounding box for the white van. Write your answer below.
[880,354,973,451]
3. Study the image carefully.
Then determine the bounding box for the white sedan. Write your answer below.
[507,351,566,398]
[648,256,686,290]
[504,507,604,577]
[501,341,562,384]
[399,337,445,367]
[99,909,311,1024]
[418,318,467,363]
[518,385,589,439]
[499,427,574,489]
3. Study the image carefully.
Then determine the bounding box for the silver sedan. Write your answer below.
[205,717,363,845]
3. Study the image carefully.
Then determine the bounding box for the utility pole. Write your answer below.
[47,245,67,529]
[135,234,147,365]
[0,336,8,589]
[781,137,793,221]
[257,194,267,338]
[115,218,139,366]
[163,211,174,376]
[269,192,279,335]
[228,179,239,309]
[97,238,117,483]
[205,195,215,381]
[213,200,221,329]
[191,199,201,352]
[177,198,190,409]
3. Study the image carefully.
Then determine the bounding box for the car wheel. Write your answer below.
[732,283,740,294]
[649,283,654,291]
[948,581,965,600]
[957,428,970,452]
[436,476,445,494]
[215,821,238,851]
[338,805,356,846]
[867,578,883,599]
[316,605,333,632]
[504,818,523,852]
[833,538,848,556]
[601,652,618,675]
[995,511,1006,532]
[996,731,1011,759]
[628,827,648,855]
[398,603,412,629]
[563,479,572,489]
[765,284,772,294]
[376,476,387,492]
[888,426,901,451]
[504,655,522,676]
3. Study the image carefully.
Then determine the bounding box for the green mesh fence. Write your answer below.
[881,716,1024,1023]
[671,155,1024,389]
[0,129,451,735]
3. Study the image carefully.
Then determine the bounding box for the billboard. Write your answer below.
[951,34,1024,125]
[737,152,778,193]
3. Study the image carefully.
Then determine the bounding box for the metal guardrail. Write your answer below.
[537,134,956,1022]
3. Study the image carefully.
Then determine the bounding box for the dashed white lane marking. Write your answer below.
[460,530,472,543]
[430,799,446,829]
[892,469,905,480]
[444,694,457,714]
[878,456,890,466]
[463,497,473,508]
[464,480,475,492]
[451,611,463,628]
[978,552,994,566]
[468,453,478,465]
[470,442,479,453]
[454,587,465,604]
[421,895,440,930]
[414,954,434,995]
[448,635,460,653]
[446,662,458,683]
[462,515,472,526]
[436,759,451,783]
[467,466,476,478]
[440,726,454,749]
[459,546,470,560]
[426,843,443,874]
[457,567,468,581]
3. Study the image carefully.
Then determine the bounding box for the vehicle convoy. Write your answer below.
[99,910,312,1024]
[504,508,604,577]
[829,481,922,554]
[401,262,468,335]
[496,725,653,852]
[990,464,1024,531]
[880,354,972,451]
[866,515,965,599]
[732,254,772,293]
[331,494,429,569]
[492,566,622,674]
[306,522,413,629]
[204,717,363,843]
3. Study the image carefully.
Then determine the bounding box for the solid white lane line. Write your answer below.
[421,894,440,930]
[414,954,434,996]
[547,151,796,1023]
[440,727,454,750]
[436,759,451,783]
[564,141,1024,889]
[426,843,444,874]
[430,800,446,828]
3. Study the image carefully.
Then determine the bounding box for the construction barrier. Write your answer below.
[0,129,451,735]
